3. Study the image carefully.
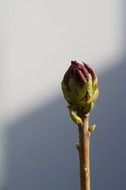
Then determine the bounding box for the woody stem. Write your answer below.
[78,114,91,190]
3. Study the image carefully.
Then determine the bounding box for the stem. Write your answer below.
[78,114,91,190]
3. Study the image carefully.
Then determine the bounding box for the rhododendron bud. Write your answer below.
[61,60,99,121]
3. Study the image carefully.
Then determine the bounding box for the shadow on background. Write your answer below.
[6,59,126,190]
[6,97,79,190]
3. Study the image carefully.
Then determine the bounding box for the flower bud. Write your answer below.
[61,60,99,116]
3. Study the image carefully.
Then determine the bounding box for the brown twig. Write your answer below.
[77,114,91,190]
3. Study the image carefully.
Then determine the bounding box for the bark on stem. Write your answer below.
[78,114,91,190]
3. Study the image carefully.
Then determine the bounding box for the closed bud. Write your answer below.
[61,60,99,116]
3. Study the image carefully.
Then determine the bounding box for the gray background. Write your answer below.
[6,60,126,190]
[0,0,126,189]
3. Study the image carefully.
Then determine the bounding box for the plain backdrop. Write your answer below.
[0,0,125,189]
